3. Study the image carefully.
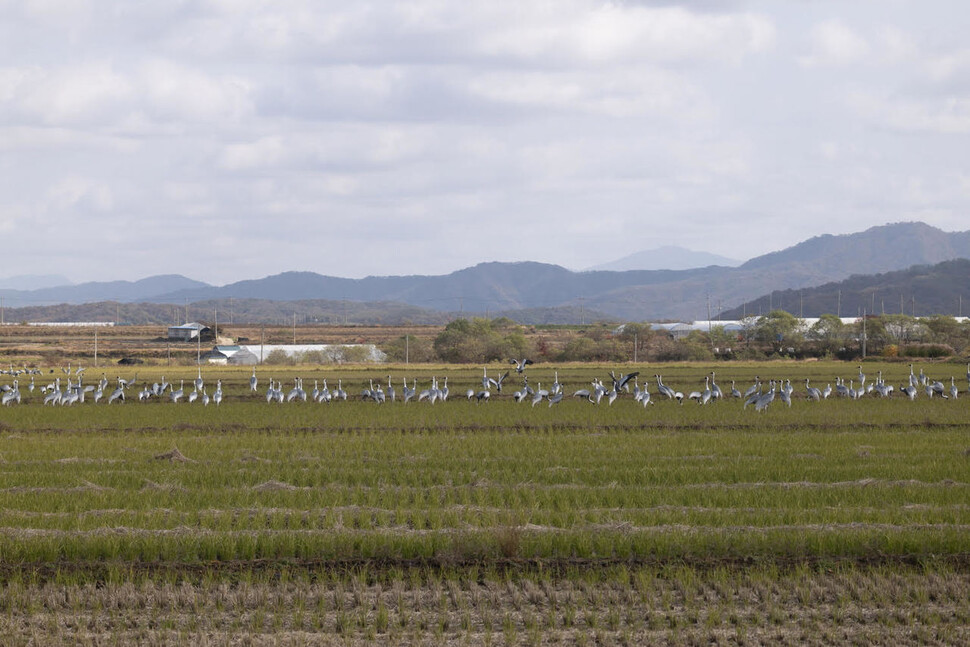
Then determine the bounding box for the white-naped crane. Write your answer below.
[509,358,533,373]
[482,367,509,392]
[550,371,562,396]
[1,380,19,406]
[250,367,258,393]
[743,381,764,409]
[107,384,125,404]
[610,370,639,393]
[287,378,305,402]
[547,389,564,407]
[317,379,332,403]
[531,382,548,407]
[402,378,416,404]
[170,380,185,403]
[710,372,723,400]
[654,375,676,400]
[754,381,776,413]
[513,377,534,403]
[743,377,760,400]
[805,379,822,401]
[636,380,653,407]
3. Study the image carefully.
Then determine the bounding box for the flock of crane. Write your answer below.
[0,360,967,411]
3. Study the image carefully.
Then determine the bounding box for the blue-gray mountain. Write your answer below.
[585,246,741,272]
[3,222,969,322]
[721,258,970,320]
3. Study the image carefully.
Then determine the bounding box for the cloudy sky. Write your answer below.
[1,0,968,285]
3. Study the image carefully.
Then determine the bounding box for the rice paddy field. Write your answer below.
[1,361,969,645]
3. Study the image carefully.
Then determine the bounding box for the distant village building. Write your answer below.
[201,345,244,365]
[168,322,211,342]
[227,348,260,365]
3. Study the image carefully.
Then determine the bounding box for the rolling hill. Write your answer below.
[721,258,970,320]
[3,222,969,322]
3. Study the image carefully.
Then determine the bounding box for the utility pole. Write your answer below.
[293,312,297,344]
[94,330,98,368]
[707,293,712,334]
[862,308,867,358]
[837,290,841,318]
[405,334,409,365]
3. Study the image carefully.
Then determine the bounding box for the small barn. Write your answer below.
[168,322,212,342]
[227,348,259,365]
[201,345,243,365]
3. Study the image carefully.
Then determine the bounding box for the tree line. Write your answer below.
[379,313,970,364]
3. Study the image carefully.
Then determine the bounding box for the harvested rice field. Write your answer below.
[1,361,969,644]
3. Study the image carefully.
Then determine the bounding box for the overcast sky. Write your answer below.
[1,0,968,285]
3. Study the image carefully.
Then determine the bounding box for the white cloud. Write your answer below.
[0,1,965,283]
[475,4,774,66]
[2,62,131,126]
[850,91,970,135]
[800,19,870,67]
[137,60,253,125]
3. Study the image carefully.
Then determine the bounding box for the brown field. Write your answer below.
[0,323,442,365]
[2,566,967,646]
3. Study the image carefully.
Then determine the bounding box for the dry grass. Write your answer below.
[1,566,967,645]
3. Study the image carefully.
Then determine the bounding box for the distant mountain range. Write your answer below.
[0,274,72,291]
[585,246,741,272]
[3,222,970,323]
[721,258,970,320]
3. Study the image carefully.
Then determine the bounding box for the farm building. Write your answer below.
[167,322,211,341]
[201,345,245,365]
[228,348,259,365]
